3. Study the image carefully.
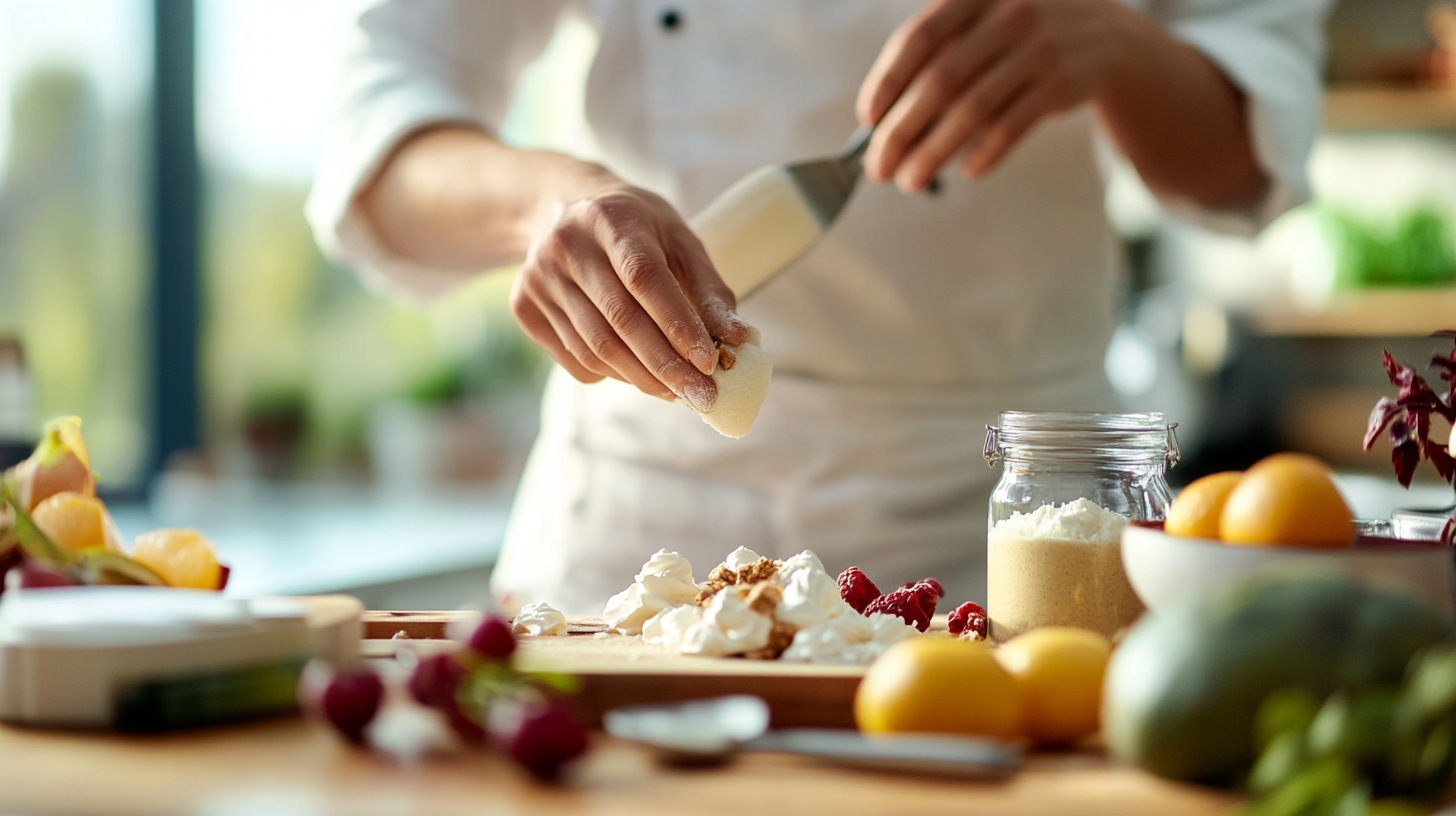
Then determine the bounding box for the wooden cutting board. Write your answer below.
[361,611,924,728]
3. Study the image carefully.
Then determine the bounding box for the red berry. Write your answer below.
[506,704,588,781]
[948,601,988,640]
[901,577,945,598]
[7,562,78,590]
[408,652,467,710]
[863,589,931,632]
[299,662,384,745]
[836,567,881,614]
[902,581,939,618]
[468,615,517,660]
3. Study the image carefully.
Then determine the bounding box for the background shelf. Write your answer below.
[1325,85,1456,131]
[1249,288,1456,336]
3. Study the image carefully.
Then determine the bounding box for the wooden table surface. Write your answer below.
[0,715,1237,816]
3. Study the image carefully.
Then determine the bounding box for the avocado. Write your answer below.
[1103,575,1455,784]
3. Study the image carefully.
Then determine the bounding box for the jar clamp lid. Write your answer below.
[983,412,1180,468]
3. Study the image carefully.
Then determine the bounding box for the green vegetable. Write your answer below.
[1103,575,1455,784]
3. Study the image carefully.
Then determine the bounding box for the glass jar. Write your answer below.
[983,412,1178,641]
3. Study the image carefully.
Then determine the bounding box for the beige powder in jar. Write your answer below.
[987,498,1144,641]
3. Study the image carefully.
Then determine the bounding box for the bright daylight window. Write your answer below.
[0,0,152,490]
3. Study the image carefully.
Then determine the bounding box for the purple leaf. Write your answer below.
[1421,434,1455,483]
[1365,398,1403,451]
[1391,419,1421,487]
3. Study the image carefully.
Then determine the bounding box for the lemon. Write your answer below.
[855,638,1021,739]
[995,627,1112,745]
[31,491,120,554]
[1220,453,1353,549]
[1165,471,1244,539]
[133,529,223,590]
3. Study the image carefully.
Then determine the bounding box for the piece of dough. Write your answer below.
[691,327,772,438]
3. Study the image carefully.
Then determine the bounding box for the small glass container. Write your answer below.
[983,412,1179,641]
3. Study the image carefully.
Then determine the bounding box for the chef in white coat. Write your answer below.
[309,0,1328,613]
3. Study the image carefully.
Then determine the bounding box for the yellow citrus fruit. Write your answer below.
[994,627,1112,746]
[31,491,119,553]
[1165,471,1244,539]
[132,529,223,590]
[1220,453,1353,548]
[855,637,1021,739]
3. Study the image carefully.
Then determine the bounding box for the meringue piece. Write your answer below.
[512,602,568,636]
[689,327,773,439]
[603,550,702,634]
[641,604,704,648]
[780,619,862,664]
[776,550,826,583]
[780,608,916,665]
[636,549,695,584]
[724,546,763,571]
[680,590,772,657]
[603,583,672,635]
[782,564,854,616]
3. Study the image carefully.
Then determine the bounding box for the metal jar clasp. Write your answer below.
[984,425,1002,466]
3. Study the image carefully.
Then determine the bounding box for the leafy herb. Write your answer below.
[1241,644,1456,816]
[1365,333,1456,543]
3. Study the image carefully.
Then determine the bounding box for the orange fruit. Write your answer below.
[1165,471,1244,539]
[132,529,223,590]
[995,627,1112,745]
[855,638,1021,739]
[1220,453,1353,548]
[30,491,120,553]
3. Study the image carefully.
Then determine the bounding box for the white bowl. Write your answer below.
[1121,525,1456,618]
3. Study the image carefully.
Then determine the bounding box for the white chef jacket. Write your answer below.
[309,0,1328,613]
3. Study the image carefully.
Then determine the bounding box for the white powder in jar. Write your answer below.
[993,497,1129,542]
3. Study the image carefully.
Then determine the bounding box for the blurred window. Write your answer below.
[0,0,152,488]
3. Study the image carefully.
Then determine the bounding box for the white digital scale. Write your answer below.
[0,587,321,730]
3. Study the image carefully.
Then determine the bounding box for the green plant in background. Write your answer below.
[1323,205,1456,289]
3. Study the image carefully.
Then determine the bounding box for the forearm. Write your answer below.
[356,125,621,272]
[1095,8,1265,211]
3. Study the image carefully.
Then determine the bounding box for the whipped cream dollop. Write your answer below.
[679,589,772,657]
[724,546,763,570]
[780,611,916,664]
[775,564,855,629]
[603,550,699,635]
[512,602,567,636]
[641,604,703,647]
[776,550,826,584]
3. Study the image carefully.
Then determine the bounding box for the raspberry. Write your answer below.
[408,652,467,710]
[468,615,517,660]
[836,567,881,613]
[901,577,945,598]
[948,601,988,640]
[902,581,940,618]
[298,661,384,745]
[864,588,931,632]
[506,704,588,781]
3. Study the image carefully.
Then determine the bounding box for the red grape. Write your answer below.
[467,615,517,660]
[299,661,384,745]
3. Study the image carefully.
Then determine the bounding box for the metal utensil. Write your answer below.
[690,128,872,301]
[603,695,1022,780]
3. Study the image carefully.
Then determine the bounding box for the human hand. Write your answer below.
[509,177,749,411]
[857,0,1132,191]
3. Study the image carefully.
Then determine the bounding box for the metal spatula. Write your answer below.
[690,128,872,301]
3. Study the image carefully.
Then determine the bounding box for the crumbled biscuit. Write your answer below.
[743,618,799,661]
[718,346,737,371]
[744,581,783,616]
[696,558,783,606]
[737,557,781,586]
